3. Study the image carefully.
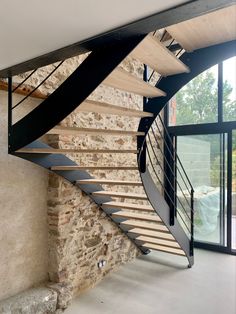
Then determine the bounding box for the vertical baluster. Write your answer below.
[8,77,12,153]
[190,188,194,255]
[139,64,148,173]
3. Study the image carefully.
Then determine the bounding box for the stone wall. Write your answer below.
[3,49,161,308]
[45,54,147,299]
[7,52,152,306]
[0,30,168,311]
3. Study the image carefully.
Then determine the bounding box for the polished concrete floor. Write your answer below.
[65,249,236,314]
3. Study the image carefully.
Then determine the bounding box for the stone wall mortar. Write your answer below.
[12,52,154,306]
[45,53,147,301]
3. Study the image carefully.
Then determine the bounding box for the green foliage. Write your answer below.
[175,68,236,187]
[175,69,236,127]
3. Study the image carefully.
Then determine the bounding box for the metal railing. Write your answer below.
[8,60,65,127]
[138,32,194,254]
[139,113,194,235]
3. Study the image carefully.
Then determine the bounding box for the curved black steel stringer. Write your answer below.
[14,140,150,255]
[138,39,236,146]
[140,169,194,267]
[9,35,145,152]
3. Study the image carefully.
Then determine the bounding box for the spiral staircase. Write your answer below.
[4,4,236,268]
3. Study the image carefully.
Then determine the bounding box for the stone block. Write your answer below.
[0,287,57,314]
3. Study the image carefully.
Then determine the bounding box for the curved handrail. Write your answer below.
[137,111,194,266]
[138,113,194,230]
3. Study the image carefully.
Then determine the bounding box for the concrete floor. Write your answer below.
[65,249,236,314]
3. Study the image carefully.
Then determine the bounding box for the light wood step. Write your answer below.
[166,5,236,52]
[77,179,142,186]
[77,100,153,118]
[47,126,145,137]
[128,228,175,241]
[142,243,185,256]
[103,67,166,98]
[121,220,168,232]
[51,165,138,171]
[136,236,180,248]
[102,201,153,212]
[112,211,162,223]
[17,148,138,154]
[131,34,189,76]
[93,191,147,200]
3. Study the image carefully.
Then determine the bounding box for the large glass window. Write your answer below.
[167,55,236,254]
[232,130,236,250]
[176,134,227,245]
[223,56,236,122]
[168,65,218,126]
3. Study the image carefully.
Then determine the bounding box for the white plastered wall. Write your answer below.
[0,91,48,300]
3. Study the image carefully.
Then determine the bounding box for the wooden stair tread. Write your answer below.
[51,166,138,171]
[47,126,145,136]
[131,34,189,76]
[121,220,168,232]
[129,228,174,241]
[166,5,236,52]
[112,211,162,223]
[102,201,153,212]
[142,243,185,256]
[77,179,142,186]
[103,67,166,98]
[136,236,180,248]
[17,148,138,154]
[93,191,147,200]
[78,100,153,118]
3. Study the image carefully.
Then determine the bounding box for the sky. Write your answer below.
[210,56,236,101]
[223,56,236,102]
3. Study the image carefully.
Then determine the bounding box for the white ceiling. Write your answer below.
[0,0,188,71]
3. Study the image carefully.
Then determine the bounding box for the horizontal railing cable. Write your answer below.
[147,133,192,222]
[146,144,191,234]
[154,118,192,196]
[150,124,192,211]
[158,115,194,191]
[12,60,64,110]
[12,68,38,92]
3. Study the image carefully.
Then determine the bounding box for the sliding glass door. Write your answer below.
[176,133,227,246]
[232,130,236,251]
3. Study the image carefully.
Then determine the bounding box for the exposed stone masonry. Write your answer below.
[10,49,162,311]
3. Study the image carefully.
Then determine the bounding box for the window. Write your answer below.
[167,54,236,254]
[223,56,236,122]
[168,65,218,126]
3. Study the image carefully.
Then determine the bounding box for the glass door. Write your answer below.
[176,133,227,247]
[232,130,236,251]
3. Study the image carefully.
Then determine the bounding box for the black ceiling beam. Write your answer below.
[0,0,235,77]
